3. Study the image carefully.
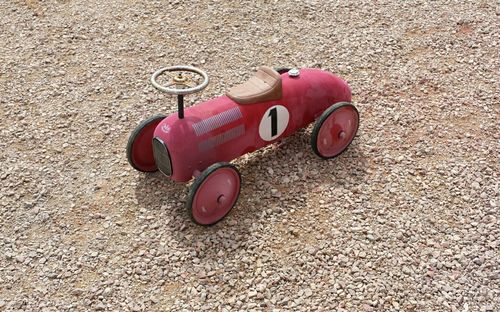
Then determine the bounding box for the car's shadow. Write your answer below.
[133,128,369,256]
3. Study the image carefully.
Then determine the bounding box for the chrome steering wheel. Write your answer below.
[151,66,209,95]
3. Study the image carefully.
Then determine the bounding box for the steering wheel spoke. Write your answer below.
[163,81,176,87]
[183,80,198,88]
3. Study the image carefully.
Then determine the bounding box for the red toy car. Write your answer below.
[127,65,359,225]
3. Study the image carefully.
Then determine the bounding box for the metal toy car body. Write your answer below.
[127,65,359,225]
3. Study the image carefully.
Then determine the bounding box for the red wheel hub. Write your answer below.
[191,167,240,225]
[317,105,359,158]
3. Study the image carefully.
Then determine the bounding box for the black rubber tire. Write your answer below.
[187,162,242,226]
[126,115,166,172]
[311,102,359,159]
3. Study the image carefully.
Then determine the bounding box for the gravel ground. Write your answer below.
[1,0,499,311]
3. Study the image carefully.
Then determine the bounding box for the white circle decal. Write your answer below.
[259,105,290,141]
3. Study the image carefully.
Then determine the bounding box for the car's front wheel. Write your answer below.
[187,163,241,225]
[126,115,166,172]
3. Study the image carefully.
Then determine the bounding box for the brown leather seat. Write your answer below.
[226,66,282,104]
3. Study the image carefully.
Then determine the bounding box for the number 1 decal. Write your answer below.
[259,105,290,141]
[269,107,278,137]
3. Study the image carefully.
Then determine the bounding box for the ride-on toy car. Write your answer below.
[126,65,359,225]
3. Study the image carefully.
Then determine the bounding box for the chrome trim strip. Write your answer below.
[192,107,243,136]
[198,124,245,151]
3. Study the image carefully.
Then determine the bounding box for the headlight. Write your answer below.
[152,137,172,176]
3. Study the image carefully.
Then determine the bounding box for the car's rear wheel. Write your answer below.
[311,102,359,159]
[126,115,166,172]
[187,163,241,225]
